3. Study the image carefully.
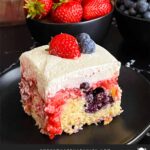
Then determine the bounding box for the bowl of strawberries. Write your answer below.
[24,0,114,44]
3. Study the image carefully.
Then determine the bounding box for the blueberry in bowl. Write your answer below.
[115,0,150,48]
[24,0,114,45]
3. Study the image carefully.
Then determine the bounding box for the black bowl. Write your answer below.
[26,8,114,45]
[115,1,150,48]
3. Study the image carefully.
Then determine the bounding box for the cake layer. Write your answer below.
[20,74,122,139]
[20,80,122,139]
[61,98,122,134]
[19,42,122,139]
[20,44,121,99]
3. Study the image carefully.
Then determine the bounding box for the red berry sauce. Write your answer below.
[92,77,118,90]
[20,72,120,139]
[44,88,82,139]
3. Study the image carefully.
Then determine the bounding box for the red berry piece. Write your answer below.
[49,33,81,59]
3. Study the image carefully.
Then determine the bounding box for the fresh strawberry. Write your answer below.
[82,0,111,6]
[24,0,53,19]
[54,0,82,3]
[75,0,82,3]
[83,0,112,20]
[49,33,81,59]
[51,1,83,23]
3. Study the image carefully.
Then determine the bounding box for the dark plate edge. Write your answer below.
[119,66,150,86]
[127,125,150,144]
[0,61,19,77]
[120,67,150,144]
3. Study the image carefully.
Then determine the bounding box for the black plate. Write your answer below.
[0,66,150,144]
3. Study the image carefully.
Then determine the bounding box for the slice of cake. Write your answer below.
[19,33,122,139]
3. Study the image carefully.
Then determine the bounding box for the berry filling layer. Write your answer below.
[84,87,114,113]
[19,76,121,139]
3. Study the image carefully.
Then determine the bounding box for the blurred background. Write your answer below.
[0,0,115,26]
[0,0,25,26]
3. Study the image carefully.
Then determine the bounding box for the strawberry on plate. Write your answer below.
[49,33,81,59]
[24,0,53,19]
[83,0,112,20]
[51,1,83,23]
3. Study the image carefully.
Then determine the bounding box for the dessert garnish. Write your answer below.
[49,33,96,58]
[77,33,95,54]
[49,33,81,59]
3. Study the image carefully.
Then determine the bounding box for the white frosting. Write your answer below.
[20,44,121,99]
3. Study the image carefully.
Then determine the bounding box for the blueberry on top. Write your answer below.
[81,39,96,54]
[76,33,96,54]
[76,33,91,44]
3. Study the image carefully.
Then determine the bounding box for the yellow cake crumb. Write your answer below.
[61,98,122,134]
[103,116,113,125]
